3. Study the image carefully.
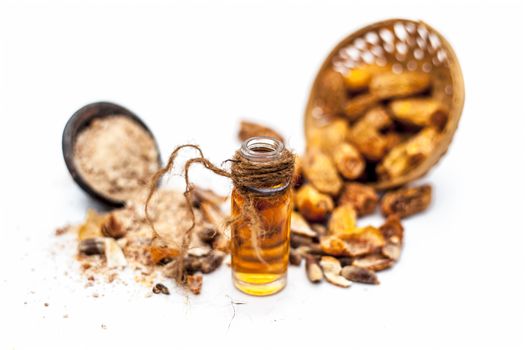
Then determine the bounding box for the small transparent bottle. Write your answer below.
[231,137,293,296]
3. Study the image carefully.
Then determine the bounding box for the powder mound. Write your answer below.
[73,115,160,202]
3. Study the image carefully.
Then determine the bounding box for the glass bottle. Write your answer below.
[231,137,293,296]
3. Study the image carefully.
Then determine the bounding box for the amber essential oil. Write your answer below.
[230,137,292,296]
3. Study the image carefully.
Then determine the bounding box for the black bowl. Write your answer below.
[62,101,162,207]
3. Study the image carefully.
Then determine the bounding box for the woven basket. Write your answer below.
[304,19,465,190]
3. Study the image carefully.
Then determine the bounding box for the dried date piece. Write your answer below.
[315,69,346,116]
[381,185,432,218]
[305,255,323,283]
[377,128,439,180]
[319,256,352,288]
[321,226,385,257]
[341,265,379,285]
[290,211,318,238]
[338,183,378,217]
[343,64,390,91]
[352,254,394,271]
[306,118,349,154]
[343,93,379,121]
[302,150,343,196]
[295,184,334,222]
[389,98,448,129]
[348,107,392,161]
[332,143,365,180]
[370,71,431,99]
[290,233,316,249]
[328,204,357,236]
[238,120,284,143]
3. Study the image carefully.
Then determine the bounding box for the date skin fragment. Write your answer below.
[381,185,432,219]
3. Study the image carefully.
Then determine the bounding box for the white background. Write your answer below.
[1,0,524,349]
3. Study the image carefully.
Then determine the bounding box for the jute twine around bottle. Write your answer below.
[145,144,295,285]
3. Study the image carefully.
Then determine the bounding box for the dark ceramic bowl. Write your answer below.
[62,101,162,207]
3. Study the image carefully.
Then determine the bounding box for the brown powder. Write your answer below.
[73,115,160,202]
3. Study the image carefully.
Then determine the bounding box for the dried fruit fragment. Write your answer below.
[289,249,302,266]
[238,120,284,143]
[389,98,448,128]
[186,273,203,295]
[352,254,394,271]
[290,211,318,238]
[348,107,392,161]
[152,283,170,295]
[302,150,343,196]
[149,239,180,265]
[377,128,439,180]
[200,251,225,273]
[320,235,350,256]
[381,185,432,218]
[102,213,126,239]
[382,242,401,261]
[78,209,105,240]
[345,226,385,253]
[343,65,389,91]
[328,204,357,236]
[315,69,346,115]
[321,225,385,257]
[343,93,379,121]
[306,118,349,154]
[341,265,379,285]
[192,186,228,209]
[79,238,105,256]
[379,215,404,244]
[370,71,431,99]
[338,183,378,217]
[332,143,365,180]
[104,238,127,268]
[319,256,352,288]
[305,255,323,283]
[295,184,334,222]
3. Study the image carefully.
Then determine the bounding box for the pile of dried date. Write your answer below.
[240,67,437,287]
[285,61,446,287]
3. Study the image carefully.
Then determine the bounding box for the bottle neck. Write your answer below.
[238,137,290,195]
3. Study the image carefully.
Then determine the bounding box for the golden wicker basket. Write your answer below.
[305,18,465,190]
